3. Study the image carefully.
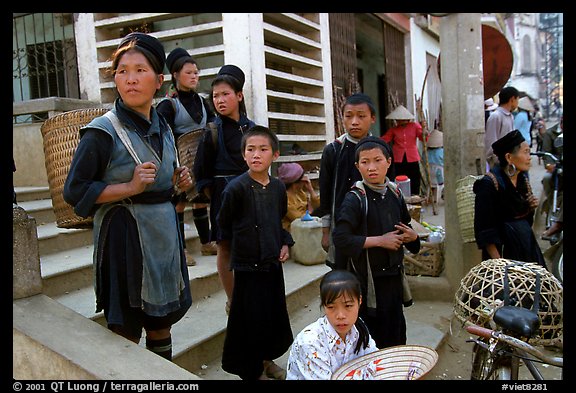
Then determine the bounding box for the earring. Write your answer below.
[505,163,517,177]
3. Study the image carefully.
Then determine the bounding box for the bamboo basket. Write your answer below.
[176,127,205,201]
[331,345,438,380]
[455,175,482,243]
[41,108,109,229]
[404,241,444,277]
[453,258,563,346]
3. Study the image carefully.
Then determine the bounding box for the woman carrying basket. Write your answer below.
[473,130,546,267]
[63,32,192,360]
[157,47,217,266]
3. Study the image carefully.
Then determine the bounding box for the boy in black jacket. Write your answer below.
[332,136,420,349]
[314,93,375,268]
[217,125,294,380]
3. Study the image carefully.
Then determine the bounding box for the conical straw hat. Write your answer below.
[427,129,443,148]
[518,96,535,112]
[386,105,414,120]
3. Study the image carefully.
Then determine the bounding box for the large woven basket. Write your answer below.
[41,108,109,229]
[331,345,438,380]
[176,128,205,201]
[453,259,563,346]
[455,175,482,243]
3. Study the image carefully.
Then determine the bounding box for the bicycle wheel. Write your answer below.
[471,342,516,380]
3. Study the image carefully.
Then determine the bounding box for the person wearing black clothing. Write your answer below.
[63,32,192,360]
[218,126,294,380]
[157,47,217,266]
[332,137,419,349]
[473,130,545,267]
[193,64,255,311]
[313,93,375,269]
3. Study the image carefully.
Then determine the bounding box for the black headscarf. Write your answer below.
[492,129,525,157]
[118,32,165,74]
[217,64,245,88]
[166,47,191,74]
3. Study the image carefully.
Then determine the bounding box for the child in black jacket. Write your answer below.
[332,136,420,349]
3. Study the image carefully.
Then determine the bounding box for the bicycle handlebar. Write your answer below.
[465,324,493,339]
[465,322,563,368]
[530,151,561,164]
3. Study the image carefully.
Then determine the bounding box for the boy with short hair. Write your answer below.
[314,93,376,269]
[217,125,294,380]
[332,136,420,349]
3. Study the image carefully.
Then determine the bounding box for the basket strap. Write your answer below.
[104,111,143,165]
[503,261,541,313]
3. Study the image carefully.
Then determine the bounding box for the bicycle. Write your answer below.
[465,310,563,380]
[454,259,563,380]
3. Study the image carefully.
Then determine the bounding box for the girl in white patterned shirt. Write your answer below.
[286,270,378,380]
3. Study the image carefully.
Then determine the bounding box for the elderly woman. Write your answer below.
[473,130,545,267]
[277,162,320,231]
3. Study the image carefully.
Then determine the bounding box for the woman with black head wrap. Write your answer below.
[63,32,193,360]
[473,129,546,267]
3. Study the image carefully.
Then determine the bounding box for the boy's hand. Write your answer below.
[394,223,418,243]
[279,245,290,263]
[378,232,404,251]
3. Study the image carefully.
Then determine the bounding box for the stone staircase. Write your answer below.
[15,185,454,380]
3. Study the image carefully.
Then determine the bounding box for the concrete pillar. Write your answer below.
[74,13,101,102]
[13,204,42,299]
[221,13,268,126]
[439,13,485,292]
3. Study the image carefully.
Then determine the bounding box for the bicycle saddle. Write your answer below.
[493,305,540,338]
[494,261,542,338]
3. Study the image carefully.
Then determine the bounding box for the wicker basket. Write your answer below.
[41,108,109,229]
[176,128,205,201]
[331,345,438,380]
[453,258,563,346]
[404,241,444,277]
[455,175,482,243]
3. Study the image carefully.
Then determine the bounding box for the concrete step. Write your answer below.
[192,297,454,380]
[36,222,94,256]
[50,256,330,375]
[14,186,51,203]
[16,198,55,225]
[49,252,225,324]
[30,203,199,257]
[170,260,331,373]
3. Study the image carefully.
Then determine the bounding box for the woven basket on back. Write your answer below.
[331,345,438,380]
[455,175,482,243]
[453,259,563,346]
[176,127,205,201]
[41,108,109,229]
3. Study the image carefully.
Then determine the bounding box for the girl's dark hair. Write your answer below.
[354,136,392,162]
[320,270,370,354]
[210,74,248,116]
[343,93,376,116]
[241,125,280,153]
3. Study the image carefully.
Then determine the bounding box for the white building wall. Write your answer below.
[409,19,441,123]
